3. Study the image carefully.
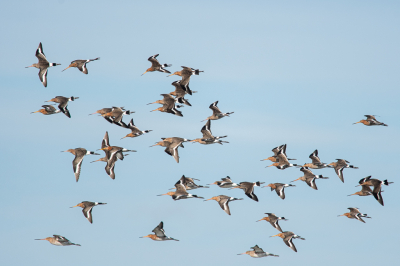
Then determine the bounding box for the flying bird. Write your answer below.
[190,120,228,145]
[338,207,371,223]
[140,221,179,241]
[120,119,152,139]
[204,195,243,215]
[270,231,305,252]
[26,42,60,87]
[356,176,393,206]
[142,54,171,75]
[201,101,234,121]
[35,235,80,246]
[353,115,387,126]
[31,105,60,115]
[264,183,296,200]
[328,159,358,183]
[256,213,287,232]
[45,96,79,118]
[62,148,99,182]
[62,57,100,74]
[70,201,107,224]
[230,181,264,202]
[237,245,279,258]
[290,167,329,190]
[158,181,204,200]
[207,176,239,188]
[150,137,190,163]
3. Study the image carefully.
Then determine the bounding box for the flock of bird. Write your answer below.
[29,42,393,258]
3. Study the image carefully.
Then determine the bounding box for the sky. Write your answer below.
[1,0,399,265]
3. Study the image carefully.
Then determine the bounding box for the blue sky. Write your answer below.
[1,1,399,265]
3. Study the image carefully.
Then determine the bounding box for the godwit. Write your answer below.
[121,119,152,139]
[356,176,393,206]
[264,183,295,200]
[237,245,279,258]
[338,207,371,223]
[35,235,80,246]
[190,120,228,145]
[328,159,358,183]
[256,213,287,232]
[31,105,60,115]
[100,134,136,180]
[266,148,298,169]
[261,144,296,164]
[46,96,78,118]
[201,101,234,121]
[303,149,330,169]
[270,231,305,252]
[70,201,106,224]
[290,167,329,190]
[168,66,203,94]
[90,154,130,163]
[62,148,99,182]
[150,94,184,117]
[169,80,192,106]
[150,137,190,163]
[62,57,100,74]
[142,54,171,75]
[230,181,264,202]
[140,221,179,241]
[207,176,239,188]
[26,42,60,87]
[204,195,243,215]
[158,180,204,200]
[102,107,133,127]
[353,115,388,126]
[171,175,209,190]
[89,107,114,116]
[348,184,373,197]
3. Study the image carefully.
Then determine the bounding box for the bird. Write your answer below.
[26,42,60,87]
[150,94,184,117]
[140,221,179,241]
[31,105,60,115]
[89,107,114,116]
[302,149,331,169]
[168,66,203,94]
[171,175,209,190]
[169,80,193,106]
[99,132,136,179]
[142,54,171,75]
[328,159,358,183]
[70,201,106,224]
[207,176,239,188]
[62,148,99,182]
[264,183,296,200]
[348,183,373,197]
[256,213,288,232]
[353,115,388,126]
[120,119,152,139]
[150,137,190,163]
[270,231,305,252]
[237,245,279,258]
[190,119,228,145]
[290,167,329,190]
[158,181,204,200]
[101,107,133,127]
[230,181,264,202]
[45,96,79,118]
[338,207,371,223]
[35,235,80,246]
[204,195,243,215]
[266,148,299,169]
[62,57,100,74]
[261,144,296,164]
[356,176,393,206]
[201,101,234,121]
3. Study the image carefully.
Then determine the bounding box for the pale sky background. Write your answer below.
[1,0,399,265]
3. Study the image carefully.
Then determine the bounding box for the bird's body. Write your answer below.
[168,66,203,93]
[158,181,204,200]
[353,115,388,126]
[302,149,331,169]
[291,167,329,190]
[202,101,233,121]
[151,137,190,163]
[62,57,100,74]
[140,221,179,241]
[270,231,305,252]
[328,159,358,183]
[121,119,152,139]
[142,54,171,75]
[62,148,99,182]
[35,235,80,246]
[237,245,279,258]
[357,176,393,206]
[208,176,239,188]
[231,181,263,202]
[171,175,208,190]
[265,183,295,200]
[71,201,106,224]
[102,107,132,127]
[267,147,298,169]
[338,207,371,223]
[190,120,228,145]
[204,195,243,215]
[31,105,60,115]
[26,42,60,87]
[46,96,78,118]
[256,213,287,232]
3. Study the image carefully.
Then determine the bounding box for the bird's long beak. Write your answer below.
[291,178,301,183]
[141,70,148,76]
[157,193,168,196]
[30,110,40,114]
[25,65,34,68]
[70,205,79,208]
[62,65,72,72]
[34,238,46,240]
[270,234,279,238]
[353,121,361,124]
[237,253,246,255]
